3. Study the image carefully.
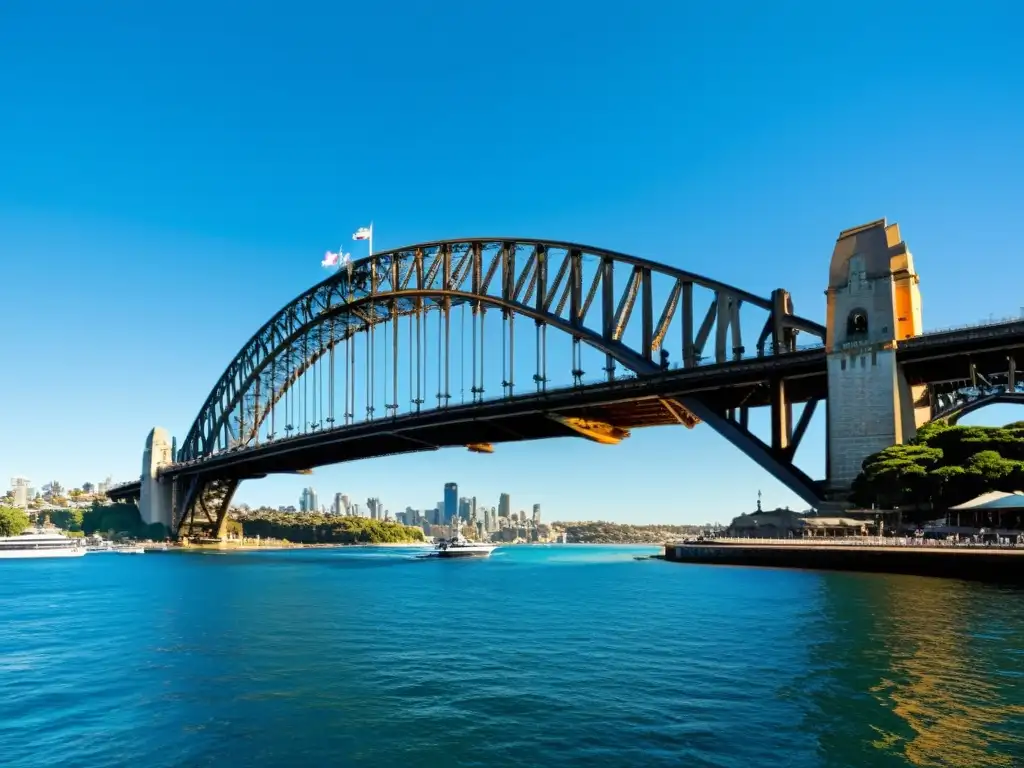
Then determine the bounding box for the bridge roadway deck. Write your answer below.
[897,319,1024,382]
[105,320,1024,496]
[164,348,829,482]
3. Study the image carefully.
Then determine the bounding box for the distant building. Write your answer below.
[532,504,541,524]
[444,483,458,524]
[10,477,30,509]
[498,493,510,519]
[367,497,382,520]
[458,497,471,524]
[332,493,346,515]
[300,487,318,513]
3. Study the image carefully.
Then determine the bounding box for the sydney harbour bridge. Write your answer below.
[107,219,1024,539]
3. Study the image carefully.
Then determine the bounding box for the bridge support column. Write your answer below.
[139,427,174,530]
[824,220,926,497]
[173,476,239,540]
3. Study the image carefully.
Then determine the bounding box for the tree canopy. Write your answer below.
[233,510,425,544]
[851,421,1024,511]
[0,506,30,537]
[43,501,169,540]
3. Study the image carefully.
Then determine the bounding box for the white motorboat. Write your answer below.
[434,526,498,558]
[115,544,145,554]
[0,528,87,559]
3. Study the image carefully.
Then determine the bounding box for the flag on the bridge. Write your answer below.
[352,226,372,241]
[322,250,351,269]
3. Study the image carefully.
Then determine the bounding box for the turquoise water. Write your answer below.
[2,545,1024,767]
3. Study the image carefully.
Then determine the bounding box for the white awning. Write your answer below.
[949,491,1024,511]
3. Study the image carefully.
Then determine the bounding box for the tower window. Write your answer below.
[847,309,868,338]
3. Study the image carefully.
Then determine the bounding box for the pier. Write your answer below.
[663,539,1024,585]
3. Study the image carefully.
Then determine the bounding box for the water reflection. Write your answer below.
[870,578,1024,766]
[809,574,1024,767]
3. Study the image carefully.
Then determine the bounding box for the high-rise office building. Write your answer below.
[444,483,458,524]
[458,497,471,524]
[300,487,318,513]
[10,477,30,508]
[533,504,541,524]
[498,493,511,519]
[332,493,346,515]
[367,497,382,520]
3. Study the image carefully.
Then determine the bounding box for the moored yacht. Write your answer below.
[0,528,87,559]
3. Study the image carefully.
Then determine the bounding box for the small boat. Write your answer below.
[433,523,498,559]
[0,527,87,559]
[115,544,145,555]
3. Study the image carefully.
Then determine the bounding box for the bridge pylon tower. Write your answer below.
[139,426,174,529]
[824,219,928,497]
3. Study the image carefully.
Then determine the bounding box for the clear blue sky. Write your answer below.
[2,1,1023,523]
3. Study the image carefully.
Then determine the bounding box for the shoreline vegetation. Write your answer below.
[229,511,426,545]
[5,502,710,548]
[851,421,1024,518]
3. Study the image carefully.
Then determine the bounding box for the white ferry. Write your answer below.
[0,528,87,559]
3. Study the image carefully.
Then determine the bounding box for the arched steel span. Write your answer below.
[177,238,826,491]
[934,390,1024,425]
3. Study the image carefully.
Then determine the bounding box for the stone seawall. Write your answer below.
[663,543,1024,585]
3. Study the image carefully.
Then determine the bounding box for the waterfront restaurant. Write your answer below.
[948,491,1024,534]
[798,517,869,537]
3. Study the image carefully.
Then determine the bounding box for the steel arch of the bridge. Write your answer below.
[928,363,1022,424]
[177,238,826,502]
[933,390,1024,425]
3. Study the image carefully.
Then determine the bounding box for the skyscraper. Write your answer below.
[367,497,382,520]
[498,493,511,520]
[300,487,318,513]
[444,482,458,524]
[332,493,346,515]
[533,504,541,524]
[458,497,471,524]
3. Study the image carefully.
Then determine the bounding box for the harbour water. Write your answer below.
[2,545,1023,767]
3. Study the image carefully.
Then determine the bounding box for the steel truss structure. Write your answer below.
[172,238,828,537]
[928,357,1024,424]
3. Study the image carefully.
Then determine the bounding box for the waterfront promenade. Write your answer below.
[663,536,1024,584]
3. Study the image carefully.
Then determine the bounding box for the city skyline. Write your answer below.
[2,4,1023,523]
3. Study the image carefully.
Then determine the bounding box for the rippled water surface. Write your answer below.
[2,545,1024,767]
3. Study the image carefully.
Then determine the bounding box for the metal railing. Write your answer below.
[920,314,1024,337]
[673,534,1024,550]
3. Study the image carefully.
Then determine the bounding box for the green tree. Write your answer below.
[852,422,1024,511]
[233,511,425,544]
[82,501,147,538]
[50,508,84,532]
[0,506,31,537]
